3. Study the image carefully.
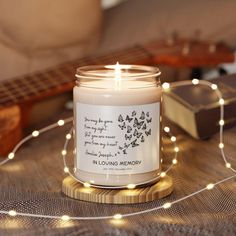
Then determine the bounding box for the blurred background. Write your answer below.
[1,0,236,81]
[0,0,236,153]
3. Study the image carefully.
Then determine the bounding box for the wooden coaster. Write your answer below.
[62,176,173,204]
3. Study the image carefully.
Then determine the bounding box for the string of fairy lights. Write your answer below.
[0,79,235,222]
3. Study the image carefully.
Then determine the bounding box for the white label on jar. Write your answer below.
[75,102,160,175]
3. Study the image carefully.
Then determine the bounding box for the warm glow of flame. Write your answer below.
[114,62,121,89]
[115,62,121,80]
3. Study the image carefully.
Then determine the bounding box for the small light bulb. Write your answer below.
[164,126,170,133]
[211,84,218,90]
[8,210,17,216]
[226,163,231,168]
[160,172,166,178]
[219,99,224,105]
[162,82,170,90]
[163,202,172,209]
[219,143,224,149]
[58,120,65,126]
[32,130,39,137]
[113,214,122,220]
[171,136,176,142]
[174,147,179,152]
[61,150,67,156]
[160,158,163,163]
[61,215,70,221]
[66,134,72,140]
[90,180,95,184]
[64,167,69,173]
[83,182,91,188]
[127,184,136,189]
[192,79,199,85]
[8,152,15,160]
[206,183,214,190]
[172,159,178,165]
[219,120,224,126]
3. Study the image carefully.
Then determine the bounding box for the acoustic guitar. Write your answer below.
[0,38,234,155]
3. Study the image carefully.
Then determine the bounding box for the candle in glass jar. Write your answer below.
[73,64,162,186]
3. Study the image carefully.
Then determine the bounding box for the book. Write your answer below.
[163,74,236,139]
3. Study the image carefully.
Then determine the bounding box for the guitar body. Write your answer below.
[0,105,22,156]
[0,38,234,156]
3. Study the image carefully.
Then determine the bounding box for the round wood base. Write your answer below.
[62,175,173,204]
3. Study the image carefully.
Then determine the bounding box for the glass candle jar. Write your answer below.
[73,64,162,187]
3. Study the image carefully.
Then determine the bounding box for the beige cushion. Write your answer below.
[0,0,102,80]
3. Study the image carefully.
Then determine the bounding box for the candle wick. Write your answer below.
[115,62,121,90]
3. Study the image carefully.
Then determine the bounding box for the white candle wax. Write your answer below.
[74,66,161,186]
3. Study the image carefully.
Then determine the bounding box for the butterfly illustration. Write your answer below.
[119,146,123,150]
[126,115,133,123]
[147,118,152,123]
[118,115,124,122]
[133,129,138,136]
[145,129,151,136]
[142,123,147,130]
[146,112,150,117]
[134,118,144,129]
[124,143,130,148]
[140,111,145,120]
[141,135,145,142]
[137,132,142,138]
[132,111,137,117]
[133,118,138,125]
[127,125,132,133]
[118,122,126,130]
[131,139,139,147]
[123,149,127,155]
[125,134,132,140]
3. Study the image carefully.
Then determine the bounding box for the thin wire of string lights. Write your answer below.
[0,79,235,222]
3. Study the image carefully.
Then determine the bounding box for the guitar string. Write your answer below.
[0,40,218,106]
[0,47,146,105]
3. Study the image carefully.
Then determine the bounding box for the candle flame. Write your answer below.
[115,62,121,80]
[114,62,121,90]
[105,62,126,89]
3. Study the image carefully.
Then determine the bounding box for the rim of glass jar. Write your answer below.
[75,65,161,88]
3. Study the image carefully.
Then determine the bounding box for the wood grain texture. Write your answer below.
[0,105,22,155]
[62,175,173,204]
